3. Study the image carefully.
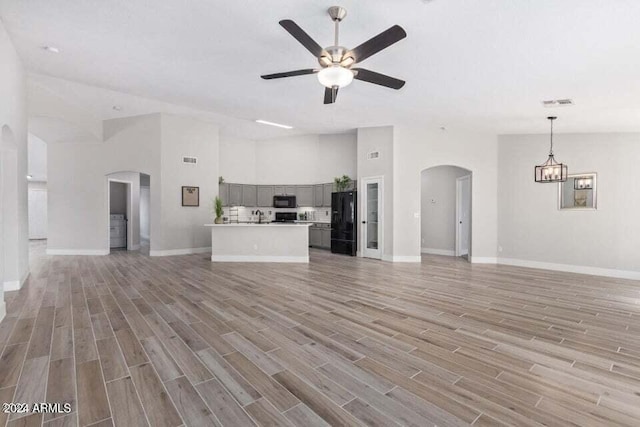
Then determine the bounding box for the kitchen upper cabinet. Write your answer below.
[309,227,322,247]
[257,186,274,207]
[219,183,230,207]
[242,185,257,207]
[296,186,313,207]
[314,184,324,207]
[323,183,334,207]
[229,184,243,206]
[274,185,296,196]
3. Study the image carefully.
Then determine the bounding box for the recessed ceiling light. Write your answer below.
[255,119,293,129]
[42,46,60,53]
[112,105,123,111]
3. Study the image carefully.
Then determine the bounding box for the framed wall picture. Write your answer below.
[182,186,199,207]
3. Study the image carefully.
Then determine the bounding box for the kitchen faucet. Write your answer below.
[255,210,264,224]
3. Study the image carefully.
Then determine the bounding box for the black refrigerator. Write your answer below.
[331,191,357,256]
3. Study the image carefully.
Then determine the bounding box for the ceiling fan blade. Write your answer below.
[345,25,406,63]
[324,86,339,104]
[353,68,405,90]
[261,69,318,79]
[279,19,324,57]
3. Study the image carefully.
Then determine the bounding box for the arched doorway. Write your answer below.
[420,165,472,261]
[1,125,20,289]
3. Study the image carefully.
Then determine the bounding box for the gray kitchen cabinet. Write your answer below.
[309,227,322,247]
[274,186,284,195]
[323,183,334,207]
[242,184,257,207]
[219,183,229,207]
[257,186,274,207]
[285,186,296,195]
[314,184,324,207]
[229,184,243,206]
[296,185,313,207]
[321,228,332,248]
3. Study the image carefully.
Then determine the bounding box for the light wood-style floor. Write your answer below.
[2,241,640,426]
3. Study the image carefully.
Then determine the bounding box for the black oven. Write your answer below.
[273,195,296,208]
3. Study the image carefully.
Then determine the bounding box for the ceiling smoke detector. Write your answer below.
[542,99,574,108]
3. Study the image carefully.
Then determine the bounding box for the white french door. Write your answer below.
[361,177,383,259]
[456,175,471,257]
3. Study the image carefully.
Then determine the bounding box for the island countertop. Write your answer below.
[204,223,312,227]
[206,222,311,262]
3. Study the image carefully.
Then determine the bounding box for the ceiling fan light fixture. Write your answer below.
[317,65,353,88]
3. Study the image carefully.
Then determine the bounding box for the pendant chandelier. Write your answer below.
[535,116,568,183]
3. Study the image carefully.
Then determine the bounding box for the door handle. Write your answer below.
[362,221,366,224]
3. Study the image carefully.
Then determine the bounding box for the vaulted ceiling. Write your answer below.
[2,0,640,138]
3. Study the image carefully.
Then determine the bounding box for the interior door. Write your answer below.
[361,177,382,259]
[456,175,471,257]
[28,188,48,239]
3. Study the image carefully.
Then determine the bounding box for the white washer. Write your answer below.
[110,214,127,248]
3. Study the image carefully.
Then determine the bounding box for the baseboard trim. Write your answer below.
[210,255,309,263]
[497,257,640,280]
[129,244,141,251]
[47,249,109,256]
[150,247,212,257]
[382,255,421,263]
[470,257,498,264]
[421,247,455,256]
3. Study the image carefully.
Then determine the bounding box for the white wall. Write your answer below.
[140,185,150,241]
[28,133,47,181]
[357,126,394,259]
[28,181,48,239]
[220,132,357,185]
[393,126,499,262]
[47,113,218,255]
[421,166,471,254]
[0,21,28,309]
[48,113,161,254]
[158,114,219,254]
[219,136,256,184]
[498,133,640,276]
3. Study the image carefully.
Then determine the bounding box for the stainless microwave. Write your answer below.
[273,195,296,208]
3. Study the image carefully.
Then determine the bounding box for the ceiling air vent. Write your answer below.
[182,156,198,165]
[367,151,380,160]
[542,99,574,107]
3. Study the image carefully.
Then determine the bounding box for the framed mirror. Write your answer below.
[559,173,597,210]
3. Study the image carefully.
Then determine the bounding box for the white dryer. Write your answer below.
[110,214,127,248]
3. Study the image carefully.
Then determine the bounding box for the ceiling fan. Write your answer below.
[261,6,407,104]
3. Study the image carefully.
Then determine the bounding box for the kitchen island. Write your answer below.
[204,223,312,263]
